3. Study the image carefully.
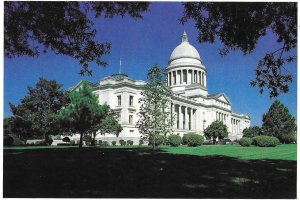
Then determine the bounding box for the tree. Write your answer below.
[136,65,174,150]
[181,2,296,98]
[97,113,123,144]
[4,2,150,76]
[204,121,228,144]
[9,78,67,142]
[262,99,296,143]
[59,81,109,148]
[242,126,262,138]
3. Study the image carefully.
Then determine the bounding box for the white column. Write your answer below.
[184,106,189,130]
[180,70,183,84]
[199,71,201,85]
[187,70,190,84]
[204,72,206,87]
[179,105,183,129]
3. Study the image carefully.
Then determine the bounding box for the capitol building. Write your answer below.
[70,31,251,144]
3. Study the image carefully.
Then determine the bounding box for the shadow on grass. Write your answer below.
[4,147,296,198]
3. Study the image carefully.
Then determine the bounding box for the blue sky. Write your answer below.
[4,2,297,126]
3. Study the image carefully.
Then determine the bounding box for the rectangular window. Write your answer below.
[129,96,133,106]
[117,95,121,106]
[129,115,133,124]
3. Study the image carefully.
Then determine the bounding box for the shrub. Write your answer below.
[103,141,109,146]
[149,135,165,146]
[184,133,204,147]
[112,141,117,146]
[127,140,134,146]
[83,135,92,142]
[4,135,14,146]
[70,140,76,146]
[280,133,296,144]
[98,140,103,145]
[46,137,53,145]
[35,140,49,146]
[119,140,126,146]
[139,139,144,146]
[182,134,190,145]
[168,135,182,147]
[252,135,280,147]
[239,137,253,147]
[242,126,262,138]
[8,134,25,146]
[62,137,71,143]
[57,143,71,146]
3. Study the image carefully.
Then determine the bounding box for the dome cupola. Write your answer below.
[166,31,207,94]
[169,31,201,64]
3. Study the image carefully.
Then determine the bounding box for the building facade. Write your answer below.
[70,32,251,144]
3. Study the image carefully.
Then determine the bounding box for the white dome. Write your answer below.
[169,31,201,63]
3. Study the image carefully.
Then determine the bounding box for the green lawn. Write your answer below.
[4,145,296,198]
[161,144,297,161]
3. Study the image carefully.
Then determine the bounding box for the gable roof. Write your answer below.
[207,93,231,104]
[67,80,98,92]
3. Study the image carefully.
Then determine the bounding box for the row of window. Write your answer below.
[117,95,134,106]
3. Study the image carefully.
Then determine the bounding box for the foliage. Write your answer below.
[83,135,92,143]
[57,143,71,146]
[181,2,296,97]
[98,112,123,136]
[70,140,76,146]
[204,121,228,144]
[139,139,144,146]
[242,126,262,138]
[62,137,71,143]
[98,140,103,145]
[127,140,134,146]
[4,135,14,146]
[182,134,189,145]
[148,135,166,146]
[184,133,204,147]
[4,2,150,76]
[59,81,108,148]
[262,100,296,143]
[9,78,67,141]
[136,65,174,150]
[239,137,253,147]
[252,135,280,147]
[168,135,182,147]
[111,141,116,146]
[119,140,126,146]
[103,141,109,147]
[4,117,14,136]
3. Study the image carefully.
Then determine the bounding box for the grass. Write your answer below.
[3,145,296,198]
[161,144,297,161]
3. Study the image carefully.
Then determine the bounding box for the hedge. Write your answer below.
[252,135,280,147]
[168,135,182,147]
[239,137,253,147]
[183,133,204,147]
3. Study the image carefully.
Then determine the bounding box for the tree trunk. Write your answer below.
[91,132,96,146]
[79,132,83,148]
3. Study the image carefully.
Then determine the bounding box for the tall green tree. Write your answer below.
[181,2,296,98]
[204,121,228,144]
[9,78,67,141]
[4,2,149,76]
[59,81,111,148]
[89,111,123,146]
[242,126,262,138]
[136,65,174,150]
[262,99,296,143]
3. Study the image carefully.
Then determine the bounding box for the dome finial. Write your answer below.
[182,31,188,43]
